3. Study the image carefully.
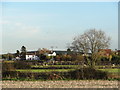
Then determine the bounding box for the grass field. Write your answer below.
[3,60,14,63]
[16,69,75,72]
[31,65,80,68]
[32,65,120,68]
[98,69,119,73]
[16,68,120,74]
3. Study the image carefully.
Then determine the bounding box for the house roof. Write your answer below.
[53,50,68,55]
[98,49,111,54]
[27,51,37,53]
[26,51,37,55]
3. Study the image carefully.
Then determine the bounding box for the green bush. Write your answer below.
[111,55,120,64]
[68,67,108,80]
[2,71,65,80]
[2,67,108,80]
[2,61,15,72]
[2,71,18,78]
[14,61,31,69]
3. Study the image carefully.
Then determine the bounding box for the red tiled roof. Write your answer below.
[98,49,111,54]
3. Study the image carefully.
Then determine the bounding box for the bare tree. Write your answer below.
[70,29,111,68]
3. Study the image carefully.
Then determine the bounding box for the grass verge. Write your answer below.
[98,69,119,73]
[16,69,75,72]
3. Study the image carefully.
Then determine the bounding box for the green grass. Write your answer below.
[31,65,80,68]
[17,68,119,73]
[95,65,120,68]
[98,69,119,73]
[16,69,75,72]
[3,60,14,63]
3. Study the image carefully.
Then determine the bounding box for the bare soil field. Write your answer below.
[2,80,119,88]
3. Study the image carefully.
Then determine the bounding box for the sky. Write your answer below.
[1,2,118,54]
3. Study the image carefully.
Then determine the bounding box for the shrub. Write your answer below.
[2,61,15,72]
[13,61,31,69]
[68,67,108,80]
[47,72,64,80]
[2,61,17,79]
[2,67,108,80]
[111,55,120,64]
[2,71,18,78]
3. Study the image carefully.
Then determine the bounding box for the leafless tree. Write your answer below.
[70,29,111,68]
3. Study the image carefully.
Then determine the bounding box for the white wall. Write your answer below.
[26,55,39,60]
[48,52,56,56]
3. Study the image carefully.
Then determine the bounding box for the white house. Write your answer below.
[26,54,39,60]
[48,52,56,56]
[15,56,21,60]
[26,51,39,60]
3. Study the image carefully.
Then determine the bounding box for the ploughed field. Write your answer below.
[2,80,119,88]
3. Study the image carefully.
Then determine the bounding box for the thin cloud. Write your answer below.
[15,26,40,38]
[3,21,42,39]
[0,20,10,25]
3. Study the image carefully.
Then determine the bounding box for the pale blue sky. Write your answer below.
[1,2,118,53]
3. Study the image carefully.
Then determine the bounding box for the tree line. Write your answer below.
[2,29,120,68]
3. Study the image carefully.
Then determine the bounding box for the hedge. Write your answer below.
[2,67,108,80]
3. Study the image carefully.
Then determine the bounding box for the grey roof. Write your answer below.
[53,50,68,55]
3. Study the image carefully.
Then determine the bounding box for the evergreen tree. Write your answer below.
[20,46,26,60]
